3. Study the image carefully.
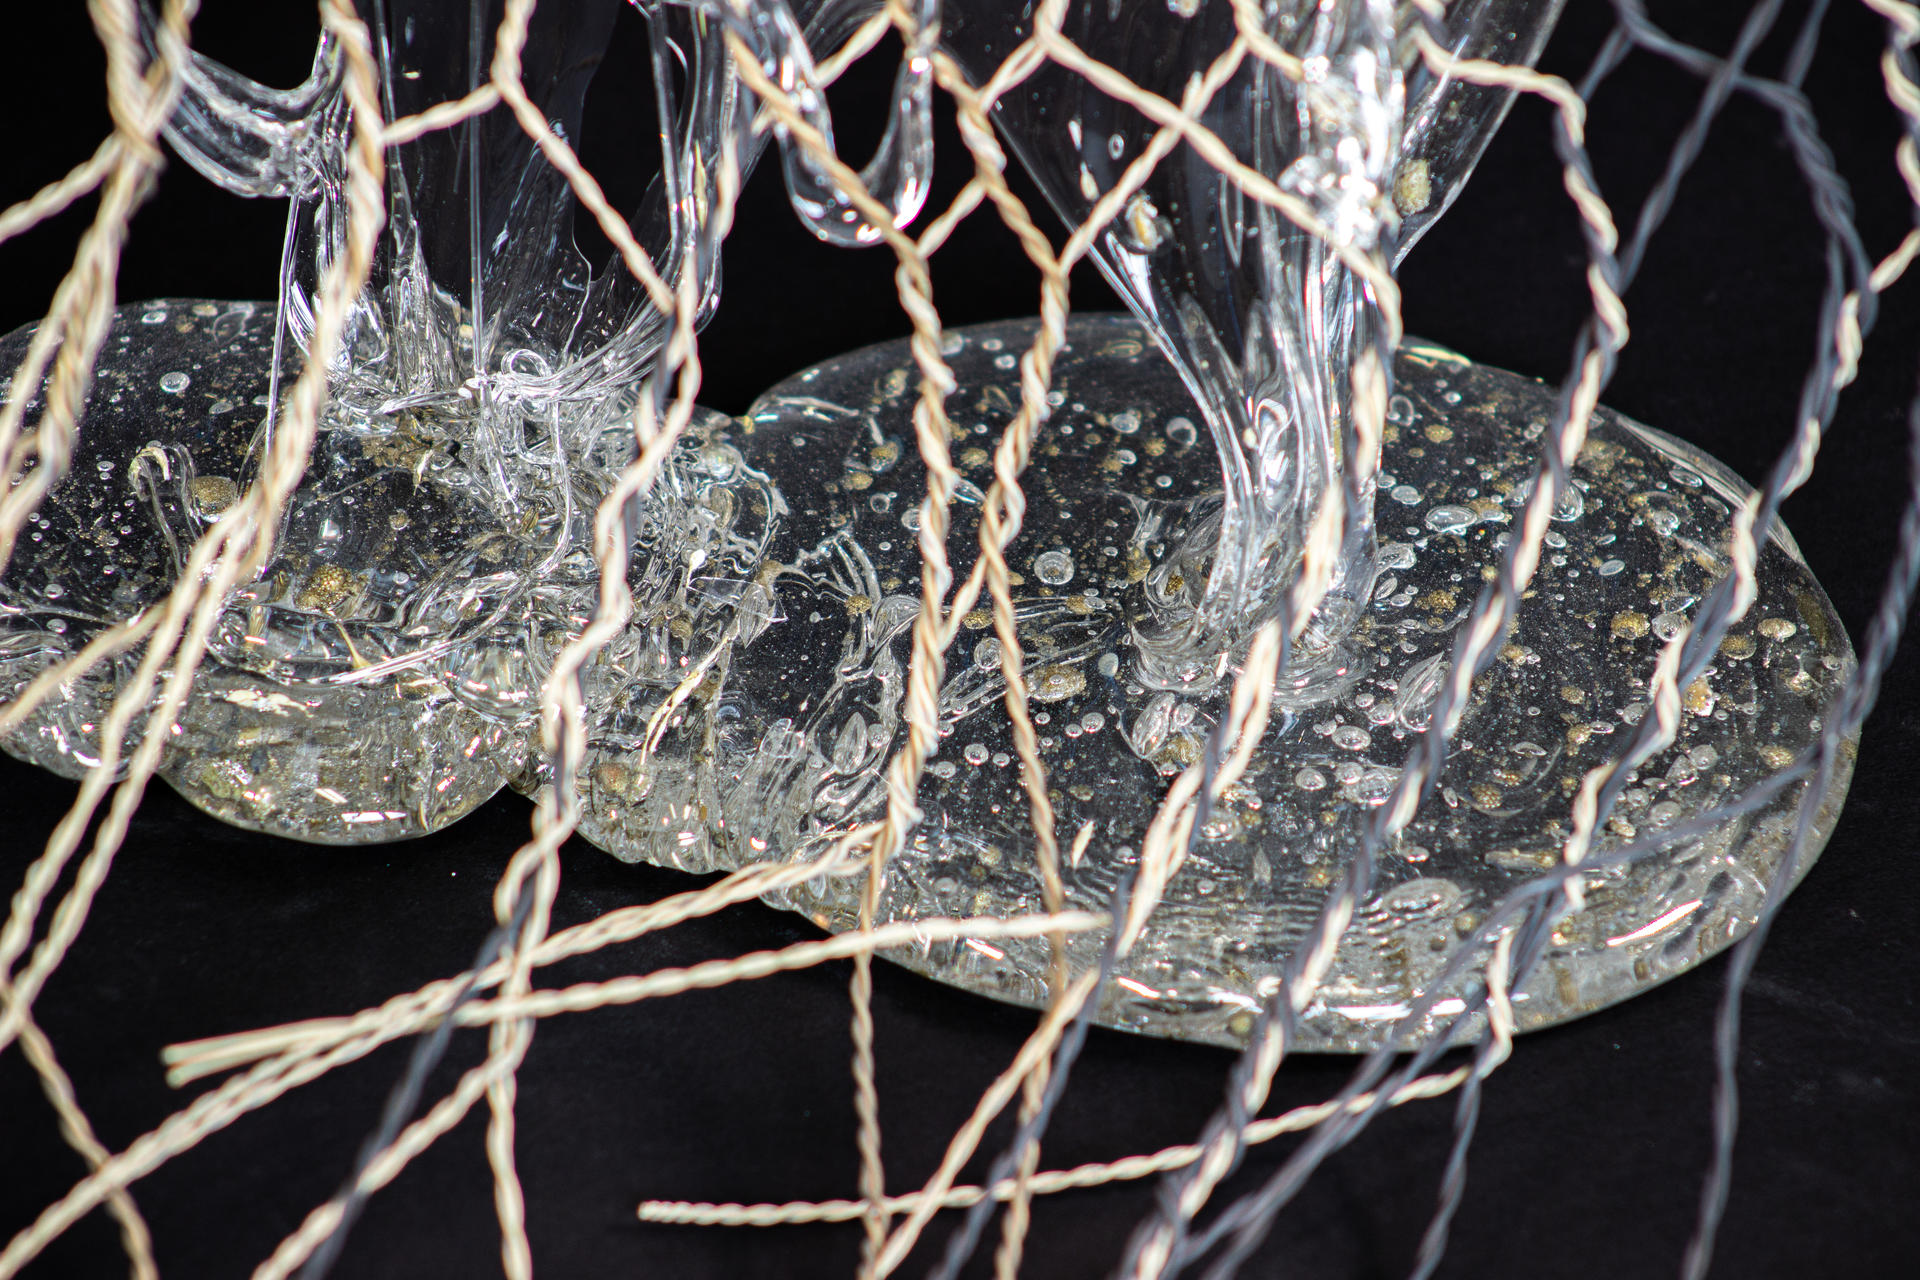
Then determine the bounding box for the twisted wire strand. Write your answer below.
[1153,2,1908,1272]
[929,873,1139,1280]
[159,823,887,1088]
[1404,928,1518,1280]
[1415,5,1825,1275]
[0,138,125,250]
[365,0,752,1266]
[869,620,1293,1280]
[1679,6,1920,1277]
[638,1061,1482,1227]
[1163,16,1888,1276]
[0,0,197,581]
[713,14,1355,1271]
[628,743,1860,1233]
[0,17,1428,1280]
[717,29,968,1266]
[1113,22,1628,1275]
[923,28,1318,1268]
[12,1014,159,1280]
[0,0,379,1069]
[0,0,387,1269]
[287,872,534,1280]
[0,0,377,1123]
[2,901,1099,1280]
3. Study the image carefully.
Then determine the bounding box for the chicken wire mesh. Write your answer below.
[0,0,1916,1277]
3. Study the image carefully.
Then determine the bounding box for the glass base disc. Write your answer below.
[0,301,578,843]
[552,315,1855,1052]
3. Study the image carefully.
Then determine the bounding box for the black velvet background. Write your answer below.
[1,2,1916,1277]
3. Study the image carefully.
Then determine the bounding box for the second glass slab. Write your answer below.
[539,315,1854,1051]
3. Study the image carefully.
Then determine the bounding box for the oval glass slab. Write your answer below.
[0,300,576,842]
[556,315,1855,1052]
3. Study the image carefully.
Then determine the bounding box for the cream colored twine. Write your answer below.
[0,3,385,1279]
[0,0,196,582]
[1,1,1917,1277]
[640,924,1521,1230]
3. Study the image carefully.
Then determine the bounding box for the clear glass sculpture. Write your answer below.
[0,0,749,840]
[552,0,1856,1051]
[0,0,1862,1052]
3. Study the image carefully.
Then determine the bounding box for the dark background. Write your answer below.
[2,2,1917,1277]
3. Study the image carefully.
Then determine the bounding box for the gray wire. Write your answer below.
[1128,0,1906,1272]
[295,875,537,1280]
[927,870,1139,1280]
